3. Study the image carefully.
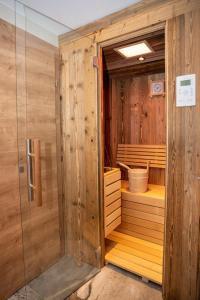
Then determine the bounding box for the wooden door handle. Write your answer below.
[26,139,42,206]
[32,139,42,207]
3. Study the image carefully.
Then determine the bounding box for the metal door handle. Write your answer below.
[26,139,33,202]
[26,139,42,206]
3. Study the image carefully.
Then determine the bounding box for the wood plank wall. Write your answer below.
[60,1,200,298]
[164,9,200,300]
[105,73,166,185]
[61,37,100,267]
[0,18,25,300]
[0,19,62,299]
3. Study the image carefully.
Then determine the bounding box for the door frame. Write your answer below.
[97,21,168,295]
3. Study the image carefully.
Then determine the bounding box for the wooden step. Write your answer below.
[108,231,163,256]
[106,241,163,265]
[105,231,163,285]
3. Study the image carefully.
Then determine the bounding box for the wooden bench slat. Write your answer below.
[117,158,166,164]
[118,144,166,149]
[117,144,166,169]
[117,154,166,161]
[118,149,166,154]
[105,199,121,216]
[106,207,121,226]
[104,180,121,196]
[105,216,121,237]
[119,162,165,169]
[105,190,121,207]
[117,151,166,157]
[122,215,164,233]
[117,159,165,165]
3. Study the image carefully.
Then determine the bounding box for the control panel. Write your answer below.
[176,74,196,107]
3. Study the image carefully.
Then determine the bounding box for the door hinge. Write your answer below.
[93,56,99,68]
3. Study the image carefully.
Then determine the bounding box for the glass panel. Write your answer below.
[0,2,96,298]
[15,3,71,299]
[0,1,26,299]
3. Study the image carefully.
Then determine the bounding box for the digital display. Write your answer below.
[180,79,191,86]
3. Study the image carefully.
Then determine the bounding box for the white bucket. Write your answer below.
[128,168,148,193]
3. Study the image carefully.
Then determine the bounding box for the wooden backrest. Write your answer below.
[117,144,166,169]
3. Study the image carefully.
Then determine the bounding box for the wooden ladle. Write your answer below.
[118,162,131,171]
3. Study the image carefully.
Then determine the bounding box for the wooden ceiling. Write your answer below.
[103,30,165,77]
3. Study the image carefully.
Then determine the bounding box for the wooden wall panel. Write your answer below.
[61,38,100,267]
[164,10,200,300]
[60,1,200,298]
[106,73,166,185]
[60,0,199,45]
[0,19,25,300]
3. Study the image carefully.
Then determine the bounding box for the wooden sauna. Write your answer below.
[59,1,200,299]
[102,30,166,284]
[0,0,200,299]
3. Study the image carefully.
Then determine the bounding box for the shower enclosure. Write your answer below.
[0,1,97,299]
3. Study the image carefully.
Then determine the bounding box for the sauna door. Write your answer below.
[16,4,62,283]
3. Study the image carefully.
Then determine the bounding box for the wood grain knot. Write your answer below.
[77,82,83,88]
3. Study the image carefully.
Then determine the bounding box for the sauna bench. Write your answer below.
[116,180,165,246]
[104,180,165,284]
[121,180,165,208]
[105,182,165,285]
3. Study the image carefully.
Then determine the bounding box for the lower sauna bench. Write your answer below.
[105,181,165,285]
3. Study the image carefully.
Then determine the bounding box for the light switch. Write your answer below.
[176,74,196,107]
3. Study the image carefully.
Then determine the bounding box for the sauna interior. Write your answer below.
[103,30,166,285]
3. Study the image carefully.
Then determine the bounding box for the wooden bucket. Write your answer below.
[128,168,148,193]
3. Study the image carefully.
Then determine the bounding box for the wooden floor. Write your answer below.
[105,231,163,285]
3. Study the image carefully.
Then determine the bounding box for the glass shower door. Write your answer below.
[15,1,65,287]
[0,1,26,299]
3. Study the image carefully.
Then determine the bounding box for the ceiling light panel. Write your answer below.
[115,41,153,58]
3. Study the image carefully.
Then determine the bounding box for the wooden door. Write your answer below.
[164,9,200,300]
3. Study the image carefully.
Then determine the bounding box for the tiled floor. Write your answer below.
[8,256,98,300]
[8,286,41,300]
[9,260,162,300]
[69,264,162,300]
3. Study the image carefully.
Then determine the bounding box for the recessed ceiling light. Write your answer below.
[138,56,145,61]
[115,41,153,58]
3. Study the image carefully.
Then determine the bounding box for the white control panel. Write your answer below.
[176,74,196,107]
